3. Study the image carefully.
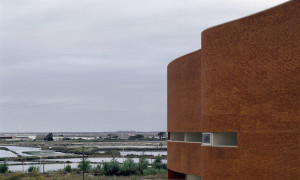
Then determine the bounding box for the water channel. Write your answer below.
[0,145,167,172]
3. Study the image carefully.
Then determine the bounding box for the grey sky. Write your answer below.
[0,0,289,132]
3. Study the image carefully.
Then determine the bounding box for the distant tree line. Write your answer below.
[40,132,167,142]
[158,132,166,139]
[44,132,53,141]
[128,134,144,140]
[106,133,119,139]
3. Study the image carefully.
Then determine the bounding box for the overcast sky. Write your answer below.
[0,0,289,132]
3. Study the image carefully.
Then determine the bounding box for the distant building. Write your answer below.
[0,136,32,141]
[53,137,64,141]
[0,136,16,140]
[167,1,299,179]
[16,136,31,141]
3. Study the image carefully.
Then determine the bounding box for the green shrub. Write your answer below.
[93,164,102,176]
[128,134,144,140]
[64,164,72,173]
[152,156,167,170]
[138,153,149,174]
[27,165,40,173]
[143,167,158,175]
[162,163,167,170]
[159,168,168,174]
[121,158,138,176]
[103,158,121,176]
[95,164,101,170]
[0,161,8,173]
[78,159,92,173]
[143,167,167,175]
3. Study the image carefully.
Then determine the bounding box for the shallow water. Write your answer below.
[45,157,167,164]
[8,163,80,172]
[0,146,41,156]
[97,145,167,148]
[0,150,18,158]
[0,146,67,157]
[6,161,36,165]
[97,150,167,156]
[120,151,167,156]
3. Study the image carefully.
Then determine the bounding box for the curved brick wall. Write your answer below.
[167,0,300,179]
[167,141,202,176]
[168,50,201,132]
[201,0,299,179]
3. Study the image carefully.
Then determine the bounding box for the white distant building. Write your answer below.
[0,136,33,141]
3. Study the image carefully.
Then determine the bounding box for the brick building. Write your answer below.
[167,1,299,179]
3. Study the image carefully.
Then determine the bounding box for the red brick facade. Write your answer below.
[168,50,202,132]
[167,1,300,179]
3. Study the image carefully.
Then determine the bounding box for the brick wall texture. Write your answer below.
[167,0,300,179]
[168,50,202,132]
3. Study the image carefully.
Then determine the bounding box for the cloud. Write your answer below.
[0,0,289,132]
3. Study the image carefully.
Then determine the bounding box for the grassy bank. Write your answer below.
[0,172,168,180]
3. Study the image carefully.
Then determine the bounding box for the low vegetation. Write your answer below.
[128,134,144,140]
[64,164,72,173]
[93,156,167,176]
[0,173,167,180]
[27,166,40,173]
[0,156,167,179]
[0,161,8,173]
[77,159,92,172]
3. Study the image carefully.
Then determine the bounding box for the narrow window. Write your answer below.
[169,132,185,141]
[212,132,237,146]
[186,174,201,180]
[202,133,212,145]
[185,132,202,142]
